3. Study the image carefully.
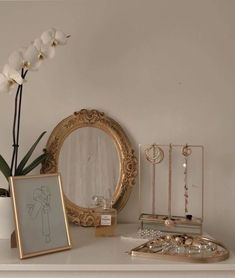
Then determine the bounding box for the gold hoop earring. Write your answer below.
[145,144,164,214]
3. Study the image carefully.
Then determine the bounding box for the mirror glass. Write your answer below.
[59,127,120,208]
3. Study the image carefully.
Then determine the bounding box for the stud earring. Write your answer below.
[145,144,164,215]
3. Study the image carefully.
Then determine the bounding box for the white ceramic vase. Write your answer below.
[0,197,14,239]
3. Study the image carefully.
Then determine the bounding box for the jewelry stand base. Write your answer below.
[139,213,202,235]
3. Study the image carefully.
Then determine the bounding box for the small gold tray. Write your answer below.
[129,234,229,263]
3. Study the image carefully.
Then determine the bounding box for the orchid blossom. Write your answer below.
[0,28,69,196]
[41,28,70,46]
[33,38,55,59]
[0,64,23,94]
[1,27,70,94]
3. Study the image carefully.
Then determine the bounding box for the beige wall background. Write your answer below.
[0,0,235,250]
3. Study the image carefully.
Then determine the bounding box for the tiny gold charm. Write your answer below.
[165,234,172,242]
[185,238,193,246]
[164,218,175,228]
[174,236,183,244]
[182,144,192,157]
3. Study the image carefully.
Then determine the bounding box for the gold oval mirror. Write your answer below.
[41,109,137,226]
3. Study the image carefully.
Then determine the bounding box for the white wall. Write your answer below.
[0,0,235,250]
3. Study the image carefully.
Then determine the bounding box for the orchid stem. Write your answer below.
[14,84,23,174]
[10,84,21,176]
[10,68,28,177]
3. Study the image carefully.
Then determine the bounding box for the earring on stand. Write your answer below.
[164,143,175,228]
[145,144,164,215]
[182,144,192,220]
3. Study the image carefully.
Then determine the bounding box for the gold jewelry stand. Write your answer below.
[139,144,204,235]
[136,144,229,262]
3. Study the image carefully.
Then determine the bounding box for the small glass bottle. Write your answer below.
[93,196,117,237]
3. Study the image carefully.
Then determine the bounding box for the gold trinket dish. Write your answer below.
[129,234,229,263]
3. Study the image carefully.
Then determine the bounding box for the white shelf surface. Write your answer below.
[0,224,235,273]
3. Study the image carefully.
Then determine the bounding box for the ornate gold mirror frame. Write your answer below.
[41,109,137,226]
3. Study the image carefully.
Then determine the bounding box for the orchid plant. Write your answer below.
[0,28,70,196]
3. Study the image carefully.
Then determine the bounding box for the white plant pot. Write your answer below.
[0,197,14,239]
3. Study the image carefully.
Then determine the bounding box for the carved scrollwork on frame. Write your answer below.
[41,109,137,227]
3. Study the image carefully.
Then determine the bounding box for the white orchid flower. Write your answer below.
[3,64,23,84]
[8,45,43,71]
[8,49,24,71]
[0,74,11,93]
[41,28,70,47]
[0,64,23,93]
[33,38,55,59]
[23,44,43,70]
[1,27,69,93]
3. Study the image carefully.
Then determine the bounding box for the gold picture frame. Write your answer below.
[9,173,71,259]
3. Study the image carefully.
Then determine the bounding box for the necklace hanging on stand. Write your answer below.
[145,144,164,215]
[182,144,192,217]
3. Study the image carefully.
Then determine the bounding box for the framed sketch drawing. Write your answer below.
[9,173,71,259]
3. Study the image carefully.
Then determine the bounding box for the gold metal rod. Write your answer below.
[143,144,204,148]
[152,164,156,214]
[168,144,172,219]
[171,144,204,148]
[138,144,142,216]
[201,145,204,223]
[151,145,157,214]
[184,156,188,214]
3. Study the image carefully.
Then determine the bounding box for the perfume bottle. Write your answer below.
[93,196,117,237]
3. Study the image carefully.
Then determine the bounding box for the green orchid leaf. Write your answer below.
[16,131,47,175]
[0,154,11,181]
[20,153,48,176]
